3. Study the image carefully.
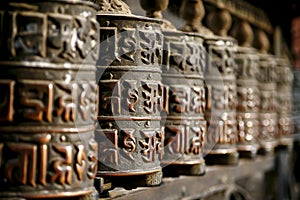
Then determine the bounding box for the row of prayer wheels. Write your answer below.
[0,0,294,198]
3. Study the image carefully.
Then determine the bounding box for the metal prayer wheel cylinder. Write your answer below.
[275,58,294,150]
[96,14,164,188]
[0,0,99,198]
[161,30,206,176]
[293,70,300,133]
[235,47,260,158]
[256,54,278,154]
[203,36,239,165]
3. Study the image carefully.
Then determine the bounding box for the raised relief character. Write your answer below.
[140,130,157,162]
[123,80,139,113]
[99,28,117,65]
[50,144,73,186]
[55,82,78,122]
[87,139,98,179]
[18,80,53,122]
[139,30,161,65]
[5,143,37,187]
[13,12,46,58]
[99,80,121,115]
[168,42,185,71]
[79,82,98,121]
[121,129,136,160]
[47,14,75,62]
[118,29,136,64]
[142,81,160,114]
[170,85,191,113]
[99,129,119,165]
[0,80,15,122]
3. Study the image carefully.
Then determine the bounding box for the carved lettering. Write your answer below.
[5,143,37,187]
[18,80,54,122]
[237,88,259,112]
[0,136,96,187]
[50,145,73,185]
[212,85,228,110]
[124,80,139,112]
[142,81,160,114]
[55,83,78,122]
[75,144,86,181]
[79,83,98,121]
[191,86,206,114]
[190,122,206,154]
[87,139,98,179]
[210,47,234,75]
[165,122,190,154]
[158,83,169,113]
[140,130,157,162]
[99,80,121,115]
[139,30,162,65]
[186,43,203,73]
[13,12,46,58]
[121,129,136,160]
[100,129,118,165]
[170,85,191,113]
[168,42,185,71]
[74,16,98,59]
[0,80,15,122]
[118,29,136,63]
[99,27,117,65]
[47,14,75,62]
[156,129,165,160]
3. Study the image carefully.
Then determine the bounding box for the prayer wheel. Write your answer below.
[0,0,99,198]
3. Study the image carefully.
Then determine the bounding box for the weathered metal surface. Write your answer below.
[256,54,278,154]
[161,30,207,176]
[192,0,239,165]
[139,0,207,176]
[0,0,99,198]
[203,36,239,165]
[276,58,294,149]
[234,47,260,158]
[96,6,164,188]
[293,70,300,134]
[231,20,260,158]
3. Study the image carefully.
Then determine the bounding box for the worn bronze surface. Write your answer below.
[203,36,239,165]
[276,58,294,150]
[96,8,164,188]
[256,54,278,154]
[231,20,260,158]
[234,47,260,158]
[293,70,300,134]
[0,0,99,198]
[189,0,239,165]
[161,30,207,176]
[139,0,207,176]
[253,30,279,154]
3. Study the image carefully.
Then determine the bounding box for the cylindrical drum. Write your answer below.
[235,47,260,158]
[276,58,294,149]
[0,0,99,198]
[161,31,206,176]
[203,36,239,165]
[293,70,300,133]
[96,14,164,189]
[256,54,278,154]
